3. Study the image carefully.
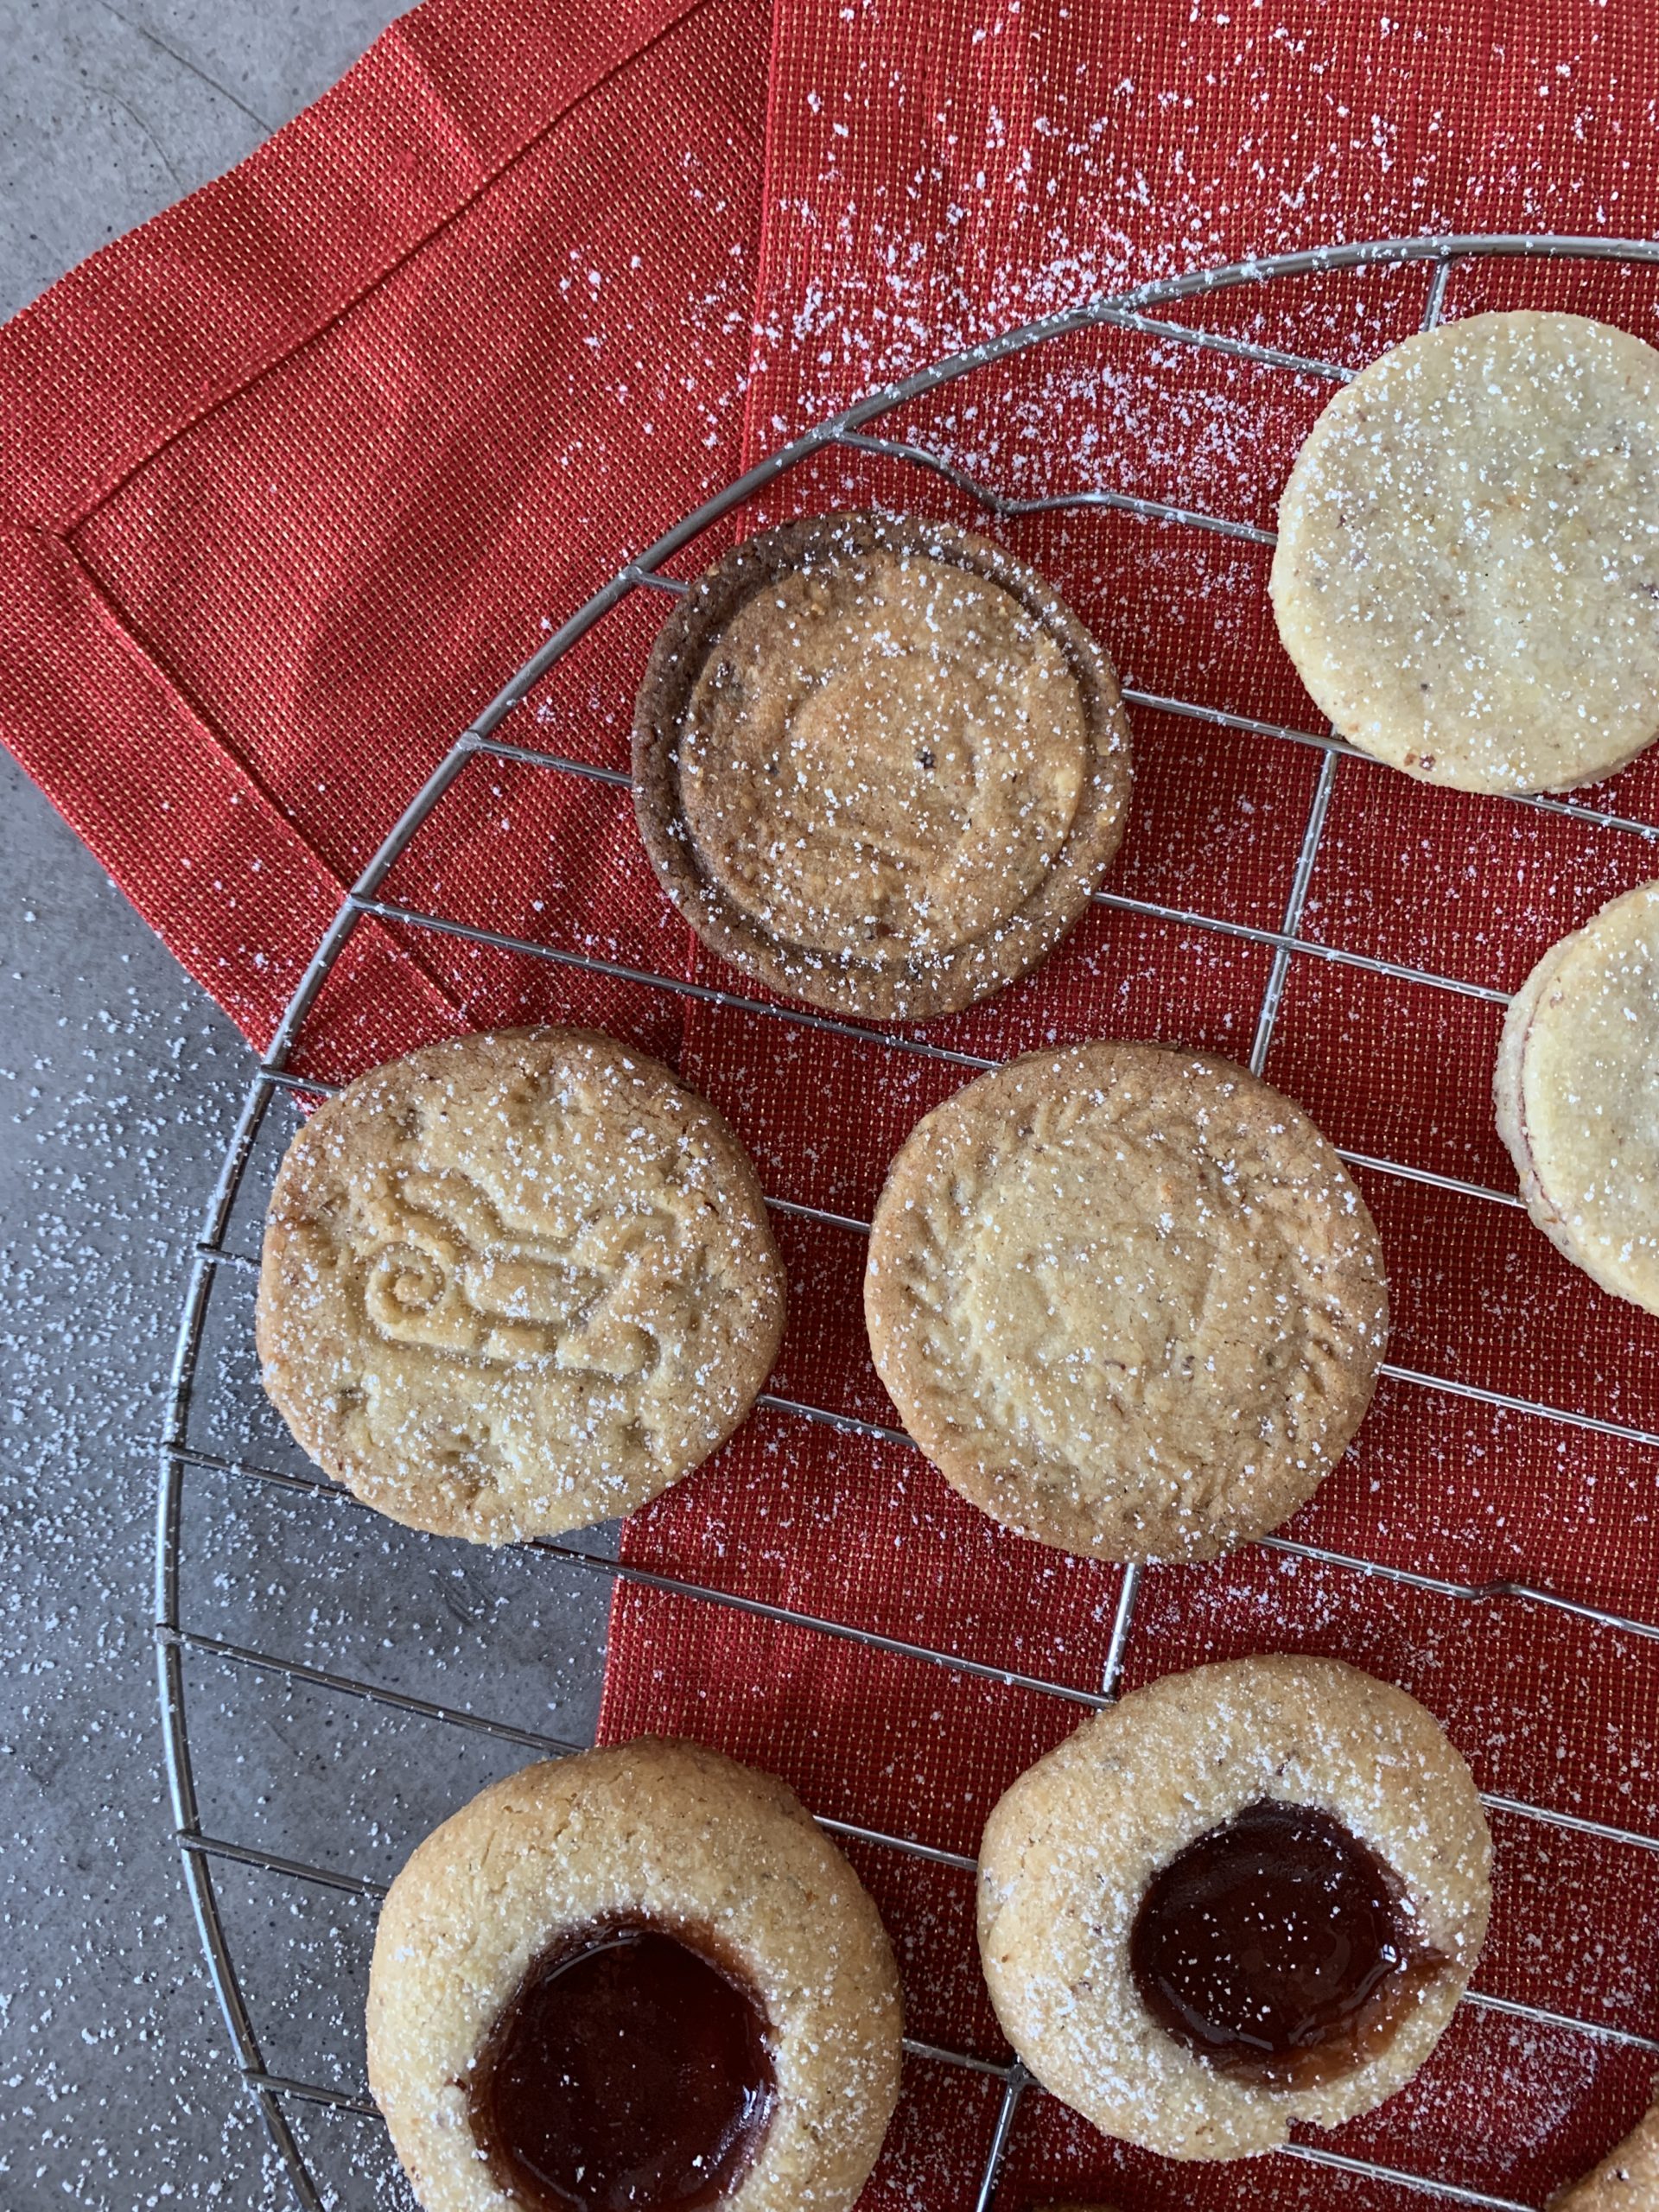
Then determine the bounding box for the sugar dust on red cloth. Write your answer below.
[7,2,1659,2202]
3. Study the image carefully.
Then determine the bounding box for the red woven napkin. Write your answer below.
[8,2,1659,2204]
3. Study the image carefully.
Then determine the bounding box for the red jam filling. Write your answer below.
[1128,1798,1445,2090]
[467,1917,775,2211]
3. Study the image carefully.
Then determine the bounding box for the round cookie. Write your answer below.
[977,1656,1491,2161]
[256,1027,785,1543]
[632,510,1131,1020]
[863,1041,1389,1563]
[1271,310,1659,793]
[1552,2095,1659,2209]
[1495,880,1659,1315]
[368,1738,903,2212]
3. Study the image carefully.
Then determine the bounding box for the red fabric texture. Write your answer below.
[8,2,1659,2202]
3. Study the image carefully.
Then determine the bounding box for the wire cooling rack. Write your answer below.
[157,234,1659,2212]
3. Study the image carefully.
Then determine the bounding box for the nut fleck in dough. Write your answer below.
[1272,310,1659,794]
[368,1739,903,2212]
[977,1656,1491,2161]
[633,510,1131,1020]
[1553,2095,1659,2208]
[864,1042,1389,1563]
[257,1027,785,1543]
[1496,880,1659,1316]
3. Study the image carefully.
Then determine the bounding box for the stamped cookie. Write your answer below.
[863,1042,1388,1562]
[367,1739,903,2212]
[1495,880,1659,1315]
[633,510,1131,1020]
[1272,311,1659,793]
[978,1656,1491,2161]
[256,1027,785,1543]
[1553,2095,1659,2208]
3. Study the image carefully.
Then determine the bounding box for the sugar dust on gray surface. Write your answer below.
[0,751,293,2207]
[0,649,613,2212]
[0,3,411,2202]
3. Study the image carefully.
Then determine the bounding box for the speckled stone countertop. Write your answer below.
[0,10,405,2205]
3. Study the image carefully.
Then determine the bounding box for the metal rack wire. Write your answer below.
[156,233,1659,2212]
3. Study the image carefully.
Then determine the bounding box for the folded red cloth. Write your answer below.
[5,0,1657,1052]
[7,2,1659,2202]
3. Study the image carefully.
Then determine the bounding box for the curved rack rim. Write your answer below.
[157,229,1659,2212]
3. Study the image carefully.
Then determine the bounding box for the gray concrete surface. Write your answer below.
[0,7,620,2206]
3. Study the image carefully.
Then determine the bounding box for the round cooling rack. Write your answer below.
[158,233,1659,2212]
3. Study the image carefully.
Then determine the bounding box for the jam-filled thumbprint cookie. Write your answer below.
[368,1739,903,2212]
[977,1656,1491,2160]
[632,510,1132,1020]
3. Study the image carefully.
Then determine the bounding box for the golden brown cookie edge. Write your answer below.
[632,510,1132,1020]
[367,1737,904,2212]
[1496,884,1659,1317]
[864,1041,1388,1562]
[255,1026,787,1543]
[976,1655,1492,2160]
[1271,312,1659,796]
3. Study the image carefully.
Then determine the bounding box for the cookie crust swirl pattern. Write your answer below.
[159,234,1659,2212]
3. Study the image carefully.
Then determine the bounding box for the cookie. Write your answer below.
[256,1027,785,1543]
[633,510,1131,1020]
[977,1656,1491,2161]
[863,1041,1389,1563]
[1495,880,1659,1315]
[1553,2096,1659,2208]
[368,1738,903,2212]
[1271,310,1659,793]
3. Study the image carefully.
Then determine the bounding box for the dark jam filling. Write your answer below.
[1128,1799,1446,2091]
[467,1917,776,2212]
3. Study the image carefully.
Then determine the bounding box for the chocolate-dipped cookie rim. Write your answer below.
[632,509,1132,1021]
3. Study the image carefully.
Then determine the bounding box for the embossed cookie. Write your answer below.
[633,510,1131,1020]
[368,1738,903,2212]
[978,1656,1491,2161]
[1553,2094,1659,2208]
[864,1042,1389,1562]
[1496,881,1659,1316]
[1272,311,1659,792]
[256,1027,785,1543]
